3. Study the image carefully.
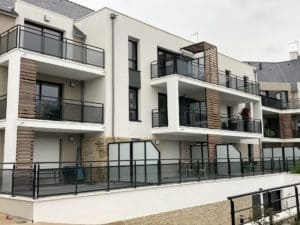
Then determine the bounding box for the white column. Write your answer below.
[3,53,21,168]
[167,77,179,130]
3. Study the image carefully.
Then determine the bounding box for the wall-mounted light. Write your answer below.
[70,81,77,88]
[155,140,160,145]
[68,136,74,142]
[44,15,50,22]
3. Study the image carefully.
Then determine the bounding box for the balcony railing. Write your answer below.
[221,115,262,133]
[264,127,280,138]
[262,95,300,110]
[0,95,6,119]
[0,157,297,198]
[218,71,259,95]
[151,56,205,80]
[150,56,260,96]
[35,96,104,123]
[179,108,207,128]
[0,25,105,68]
[152,109,168,127]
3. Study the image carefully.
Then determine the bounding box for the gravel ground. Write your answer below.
[0,213,80,225]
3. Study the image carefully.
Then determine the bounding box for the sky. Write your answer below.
[72,0,300,62]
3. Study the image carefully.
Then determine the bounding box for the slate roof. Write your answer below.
[0,0,15,14]
[0,0,94,20]
[248,59,300,91]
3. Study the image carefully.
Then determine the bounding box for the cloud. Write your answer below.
[72,0,300,62]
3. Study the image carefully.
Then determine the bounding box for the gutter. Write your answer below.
[110,13,118,139]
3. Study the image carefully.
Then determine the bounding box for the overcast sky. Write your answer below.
[73,0,300,62]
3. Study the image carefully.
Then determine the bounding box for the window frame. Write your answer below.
[128,39,138,71]
[129,87,139,121]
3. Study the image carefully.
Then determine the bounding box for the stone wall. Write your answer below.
[104,196,252,225]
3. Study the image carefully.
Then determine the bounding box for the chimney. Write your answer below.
[289,51,299,60]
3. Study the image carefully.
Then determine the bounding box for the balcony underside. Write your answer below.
[151,75,261,101]
[261,137,300,143]
[0,50,104,80]
[17,118,104,133]
[152,127,262,141]
[262,106,300,115]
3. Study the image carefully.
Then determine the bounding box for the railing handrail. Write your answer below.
[35,95,103,106]
[220,114,261,123]
[151,55,205,66]
[0,156,295,165]
[0,24,105,68]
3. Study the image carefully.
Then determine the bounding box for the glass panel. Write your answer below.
[263,148,272,160]
[217,145,227,162]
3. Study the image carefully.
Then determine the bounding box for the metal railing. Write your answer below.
[151,56,205,80]
[0,25,105,68]
[228,183,300,225]
[0,95,6,119]
[218,71,260,95]
[264,127,280,138]
[262,95,300,110]
[179,108,207,128]
[35,96,104,123]
[150,56,260,96]
[0,157,298,199]
[152,109,168,127]
[221,115,262,133]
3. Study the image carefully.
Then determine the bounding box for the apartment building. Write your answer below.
[0,0,299,225]
[249,54,300,165]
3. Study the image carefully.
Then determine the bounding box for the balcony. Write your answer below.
[179,107,207,128]
[0,95,6,120]
[152,109,168,127]
[151,56,205,80]
[262,95,300,110]
[35,96,104,124]
[221,115,262,133]
[150,56,259,96]
[0,25,104,68]
[0,156,297,198]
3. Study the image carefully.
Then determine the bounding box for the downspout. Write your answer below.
[110,13,118,140]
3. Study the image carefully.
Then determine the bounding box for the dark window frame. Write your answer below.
[128,39,138,70]
[129,87,139,121]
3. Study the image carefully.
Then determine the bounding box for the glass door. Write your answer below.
[36,81,62,120]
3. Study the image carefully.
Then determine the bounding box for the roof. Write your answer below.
[248,59,300,91]
[1,0,94,20]
[181,41,216,53]
[0,0,15,14]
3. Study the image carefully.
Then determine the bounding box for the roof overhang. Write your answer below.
[181,41,216,54]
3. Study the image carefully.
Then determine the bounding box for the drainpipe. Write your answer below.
[110,13,118,140]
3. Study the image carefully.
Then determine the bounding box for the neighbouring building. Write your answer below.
[0,0,299,225]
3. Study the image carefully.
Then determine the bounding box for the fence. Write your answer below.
[228,183,300,225]
[0,157,299,199]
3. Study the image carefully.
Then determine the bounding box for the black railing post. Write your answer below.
[262,158,265,175]
[134,161,137,189]
[279,158,281,172]
[214,160,217,180]
[74,162,78,195]
[295,185,300,219]
[158,160,161,186]
[240,158,244,177]
[267,192,273,225]
[197,160,200,182]
[36,163,40,199]
[230,199,236,225]
[179,159,182,183]
[11,164,15,197]
[32,163,37,199]
[293,155,296,170]
[271,158,274,173]
[107,160,110,191]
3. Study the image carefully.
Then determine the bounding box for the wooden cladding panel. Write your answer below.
[18,58,37,119]
[16,127,34,166]
[208,135,222,161]
[204,46,218,84]
[279,114,293,139]
[206,89,221,129]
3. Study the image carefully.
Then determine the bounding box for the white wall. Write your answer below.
[218,54,256,81]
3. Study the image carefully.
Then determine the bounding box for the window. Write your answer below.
[128,39,138,70]
[225,70,231,87]
[129,87,138,121]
